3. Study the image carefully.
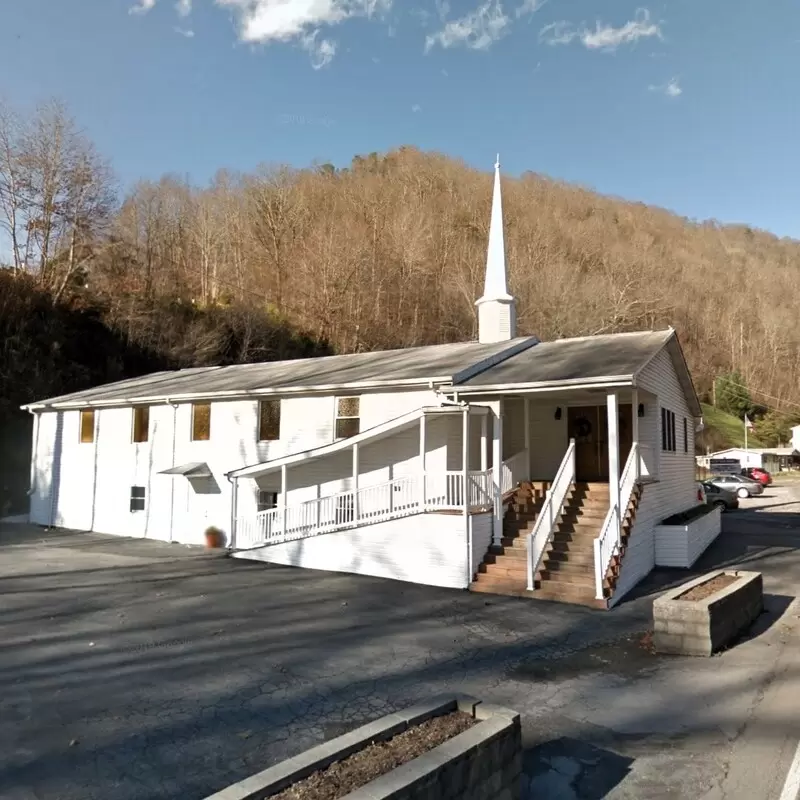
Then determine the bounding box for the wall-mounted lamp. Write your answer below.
[638,403,645,418]
[554,407,563,421]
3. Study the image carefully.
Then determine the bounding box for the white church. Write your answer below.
[21,159,710,608]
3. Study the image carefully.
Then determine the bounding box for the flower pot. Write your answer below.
[204,527,224,549]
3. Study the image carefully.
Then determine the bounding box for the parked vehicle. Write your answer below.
[708,474,764,499]
[701,481,739,511]
[742,467,772,486]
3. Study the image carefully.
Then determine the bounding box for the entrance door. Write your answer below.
[568,405,633,482]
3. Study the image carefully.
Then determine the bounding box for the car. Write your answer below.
[708,473,764,499]
[701,481,739,511]
[742,467,772,486]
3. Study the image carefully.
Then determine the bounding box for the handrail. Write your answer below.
[593,443,640,600]
[501,450,529,495]
[526,439,576,590]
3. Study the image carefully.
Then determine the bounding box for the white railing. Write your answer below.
[525,439,576,590]
[236,467,498,550]
[501,450,529,495]
[593,442,640,600]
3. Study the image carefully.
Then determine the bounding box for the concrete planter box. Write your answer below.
[203,696,521,800]
[654,505,722,568]
[653,569,763,656]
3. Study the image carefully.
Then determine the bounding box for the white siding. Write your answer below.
[654,506,722,568]
[528,401,569,479]
[235,512,474,589]
[470,513,493,577]
[613,349,699,601]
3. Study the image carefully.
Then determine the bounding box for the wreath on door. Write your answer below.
[574,416,592,439]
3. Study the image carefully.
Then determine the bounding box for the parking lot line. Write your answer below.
[779,739,800,800]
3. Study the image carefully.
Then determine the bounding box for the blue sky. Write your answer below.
[1,0,799,238]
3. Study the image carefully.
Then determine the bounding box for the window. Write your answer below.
[258,400,281,441]
[79,409,95,444]
[335,397,360,439]
[661,407,676,452]
[130,486,146,512]
[191,403,211,441]
[257,490,278,513]
[132,406,150,443]
[683,417,688,453]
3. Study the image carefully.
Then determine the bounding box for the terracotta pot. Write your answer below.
[204,528,223,549]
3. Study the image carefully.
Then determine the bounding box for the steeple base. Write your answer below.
[476,297,516,343]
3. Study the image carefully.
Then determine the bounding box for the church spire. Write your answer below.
[475,156,516,343]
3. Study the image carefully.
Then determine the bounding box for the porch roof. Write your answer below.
[227,404,486,480]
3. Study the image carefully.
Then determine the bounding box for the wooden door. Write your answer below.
[568,404,633,482]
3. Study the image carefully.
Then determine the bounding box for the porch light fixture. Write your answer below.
[554,407,562,421]
[638,403,645,418]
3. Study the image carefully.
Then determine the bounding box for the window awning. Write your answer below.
[158,462,213,478]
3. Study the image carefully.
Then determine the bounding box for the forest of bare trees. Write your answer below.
[3,98,800,413]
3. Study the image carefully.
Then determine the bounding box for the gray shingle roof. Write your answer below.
[23,337,537,410]
[452,330,675,387]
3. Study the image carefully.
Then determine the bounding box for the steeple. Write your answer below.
[475,155,516,343]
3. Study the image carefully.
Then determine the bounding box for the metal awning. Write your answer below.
[158,462,213,478]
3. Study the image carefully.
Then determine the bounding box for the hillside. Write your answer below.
[698,404,765,452]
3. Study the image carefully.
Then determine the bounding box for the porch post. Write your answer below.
[524,396,531,471]
[230,476,238,549]
[462,405,471,585]
[419,415,427,509]
[352,442,359,522]
[631,388,640,479]
[607,392,621,545]
[492,399,504,545]
[280,463,287,537]
[480,413,488,472]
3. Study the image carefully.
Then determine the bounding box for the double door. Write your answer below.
[567,405,633,482]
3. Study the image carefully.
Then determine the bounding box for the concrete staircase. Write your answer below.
[470,481,642,609]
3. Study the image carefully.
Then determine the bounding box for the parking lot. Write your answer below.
[2,482,800,800]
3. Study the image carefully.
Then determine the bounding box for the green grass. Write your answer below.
[700,403,765,450]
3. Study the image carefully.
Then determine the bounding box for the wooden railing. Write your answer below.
[593,442,640,600]
[525,439,576,591]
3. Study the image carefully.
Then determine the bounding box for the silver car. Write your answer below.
[708,474,764,499]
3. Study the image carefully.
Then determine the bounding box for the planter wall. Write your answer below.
[653,569,763,656]
[654,505,722,568]
[204,696,521,800]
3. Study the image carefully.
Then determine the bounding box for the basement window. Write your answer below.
[191,403,211,441]
[130,486,146,513]
[79,409,95,444]
[132,406,150,443]
[257,490,278,513]
[661,408,676,453]
[258,400,281,442]
[335,397,360,439]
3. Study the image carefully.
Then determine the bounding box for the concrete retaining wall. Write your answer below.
[203,696,521,800]
[653,569,763,656]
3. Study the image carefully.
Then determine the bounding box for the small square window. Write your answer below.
[130,486,146,513]
[258,400,281,442]
[79,409,95,444]
[192,403,211,441]
[335,396,360,439]
[132,406,150,443]
[257,490,278,513]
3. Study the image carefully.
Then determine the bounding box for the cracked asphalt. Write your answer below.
[2,483,800,800]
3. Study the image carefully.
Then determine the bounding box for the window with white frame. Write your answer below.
[257,490,278,513]
[130,486,146,512]
[661,407,676,452]
[335,397,360,439]
[258,399,281,441]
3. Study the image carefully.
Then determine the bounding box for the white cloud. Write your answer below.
[411,103,422,112]
[176,0,192,16]
[425,0,509,51]
[129,0,156,14]
[300,30,337,68]
[516,0,545,18]
[540,8,662,52]
[649,76,682,97]
[175,25,195,36]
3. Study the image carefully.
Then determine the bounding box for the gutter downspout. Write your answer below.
[26,409,40,498]
[167,399,178,543]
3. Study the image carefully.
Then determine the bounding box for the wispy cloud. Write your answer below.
[540,8,662,52]
[516,0,545,19]
[411,104,422,113]
[300,30,337,69]
[129,0,156,14]
[649,77,682,97]
[174,25,195,36]
[425,0,509,51]
[176,0,192,16]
